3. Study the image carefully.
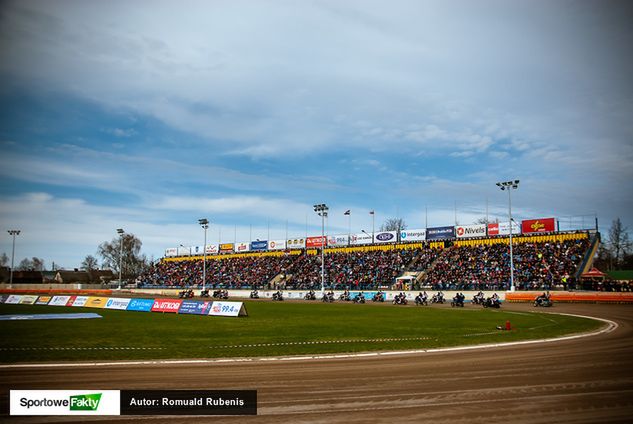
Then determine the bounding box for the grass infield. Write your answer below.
[0,302,603,363]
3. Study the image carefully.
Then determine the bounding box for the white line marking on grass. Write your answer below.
[0,313,617,369]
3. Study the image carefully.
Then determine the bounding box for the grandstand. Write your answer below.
[138,228,596,291]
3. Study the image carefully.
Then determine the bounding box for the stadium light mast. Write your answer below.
[313,204,329,294]
[7,230,20,287]
[496,180,520,292]
[199,219,209,291]
[370,210,375,243]
[116,228,124,290]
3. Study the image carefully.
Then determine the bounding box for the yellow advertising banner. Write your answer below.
[85,296,108,308]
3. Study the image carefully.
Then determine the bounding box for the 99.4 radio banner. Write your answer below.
[10,390,257,416]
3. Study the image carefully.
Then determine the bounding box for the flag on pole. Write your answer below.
[369,210,374,215]
[344,210,351,215]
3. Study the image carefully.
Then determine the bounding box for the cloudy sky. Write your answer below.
[1,0,632,269]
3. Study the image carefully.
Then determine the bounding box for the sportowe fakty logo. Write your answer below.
[19,393,102,411]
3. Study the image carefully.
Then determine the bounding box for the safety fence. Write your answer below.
[505,291,633,303]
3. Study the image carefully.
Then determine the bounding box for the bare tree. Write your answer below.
[16,257,45,271]
[81,255,99,271]
[380,218,408,232]
[608,218,631,269]
[0,252,8,267]
[97,233,149,277]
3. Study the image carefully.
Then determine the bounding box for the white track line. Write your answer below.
[0,312,617,369]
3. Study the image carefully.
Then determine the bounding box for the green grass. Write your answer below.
[0,302,603,363]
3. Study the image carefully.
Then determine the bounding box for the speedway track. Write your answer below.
[1,303,632,423]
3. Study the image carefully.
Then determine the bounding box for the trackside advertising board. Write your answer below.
[374,231,397,244]
[104,298,132,310]
[5,295,22,304]
[350,232,373,245]
[0,294,8,303]
[19,295,38,304]
[178,300,213,315]
[48,296,71,306]
[488,222,520,236]
[10,390,120,416]
[151,299,182,313]
[126,298,154,312]
[522,217,556,234]
[250,240,268,251]
[85,297,108,308]
[70,296,89,307]
[306,236,326,248]
[268,239,286,250]
[327,234,348,247]
[35,296,52,305]
[208,301,248,317]
[287,238,306,249]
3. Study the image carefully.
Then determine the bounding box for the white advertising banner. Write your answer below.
[374,231,397,244]
[400,229,426,242]
[104,298,132,310]
[327,234,349,247]
[164,248,177,257]
[208,301,248,317]
[488,221,521,236]
[235,242,250,253]
[19,295,38,304]
[10,390,120,416]
[349,232,373,245]
[5,295,22,304]
[456,224,487,239]
[71,296,89,307]
[205,244,219,254]
[268,239,287,250]
[48,296,71,306]
[176,247,191,256]
[286,238,306,249]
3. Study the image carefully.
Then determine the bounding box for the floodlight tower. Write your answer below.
[199,219,209,291]
[496,180,520,292]
[7,230,20,287]
[313,204,329,294]
[116,228,124,290]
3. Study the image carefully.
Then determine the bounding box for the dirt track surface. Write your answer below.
[1,303,632,423]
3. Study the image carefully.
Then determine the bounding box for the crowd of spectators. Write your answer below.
[137,236,595,291]
[137,255,295,289]
[424,238,590,291]
[281,248,421,290]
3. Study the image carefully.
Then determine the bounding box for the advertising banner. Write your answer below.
[191,245,204,256]
[426,226,455,240]
[19,295,38,304]
[209,301,248,317]
[268,239,286,250]
[126,298,154,312]
[349,232,373,245]
[176,247,191,256]
[456,224,487,239]
[250,240,268,251]
[219,243,234,253]
[48,295,71,306]
[104,298,132,310]
[487,221,520,236]
[400,229,426,242]
[205,244,219,255]
[0,294,8,304]
[374,231,397,244]
[522,218,556,234]
[85,297,108,309]
[235,242,250,253]
[70,296,89,307]
[151,299,182,313]
[65,296,77,306]
[306,236,326,248]
[327,234,349,247]
[165,248,178,257]
[35,296,52,305]
[287,238,306,249]
[4,295,22,304]
[178,300,212,315]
